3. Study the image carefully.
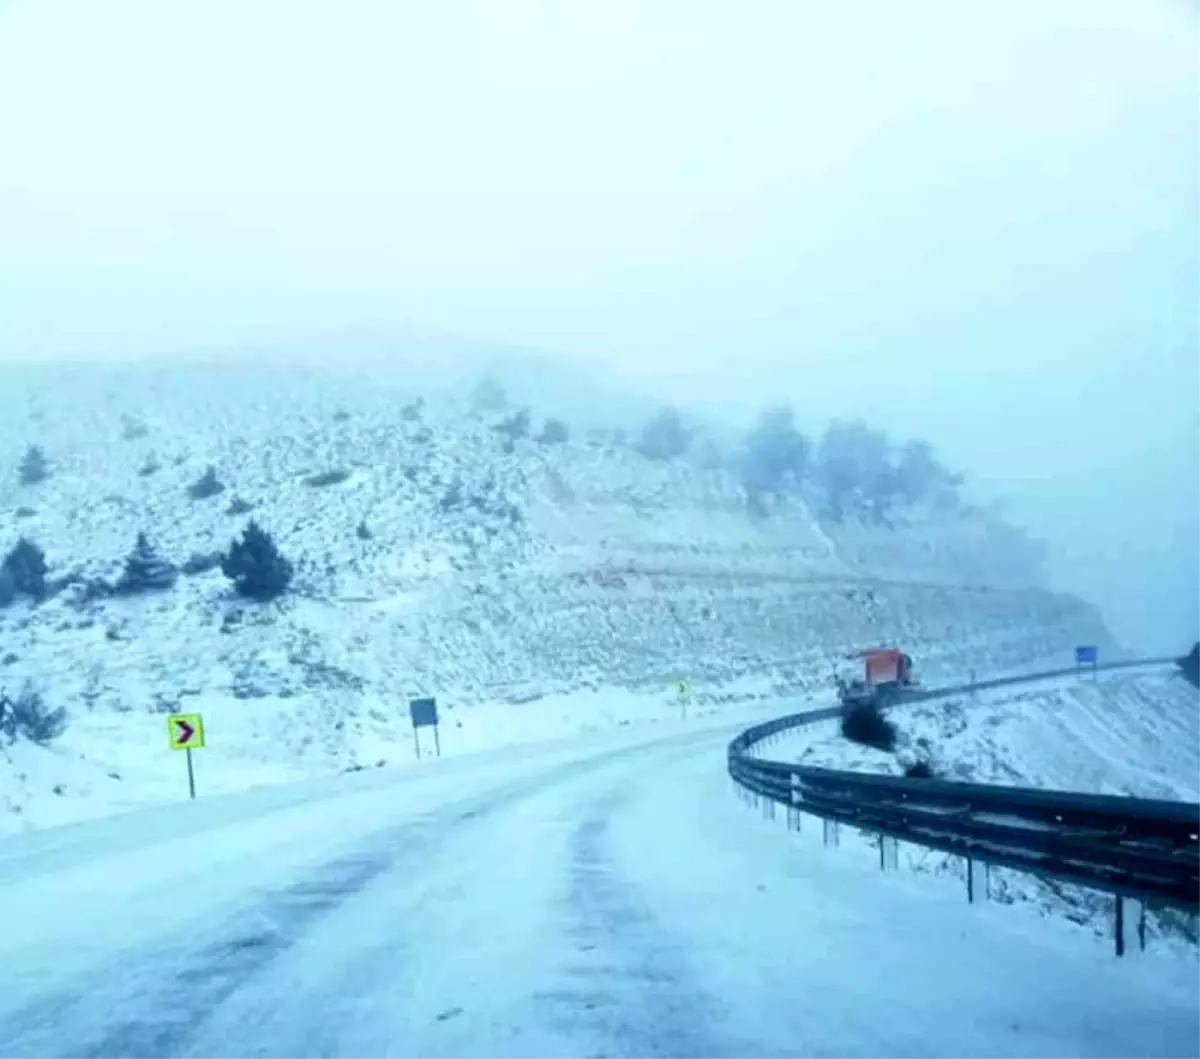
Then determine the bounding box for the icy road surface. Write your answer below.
[0,719,1196,1059]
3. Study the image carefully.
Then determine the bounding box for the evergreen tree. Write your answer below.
[1,537,47,600]
[740,406,809,498]
[18,445,49,486]
[221,521,294,601]
[116,532,178,594]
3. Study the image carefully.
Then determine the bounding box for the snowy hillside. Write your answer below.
[781,667,1199,940]
[0,356,1119,835]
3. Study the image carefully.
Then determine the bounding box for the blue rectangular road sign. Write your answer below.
[409,697,438,728]
[1075,645,1098,665]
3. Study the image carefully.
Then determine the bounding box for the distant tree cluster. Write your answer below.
[724,405,963,523]
[1,519,297,610]
[739,406,809,497]
[637,407,693,461]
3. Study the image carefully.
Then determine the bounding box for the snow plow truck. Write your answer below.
[835,647,920,710]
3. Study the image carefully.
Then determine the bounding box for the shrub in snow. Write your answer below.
[115,532,178,595]
[493,407,531,444]
[537,417,569,445]
[0,681,67,745]
[904,760,935,779]
[0,566,14,608]
[182,550,224,576]
[188,465,225,500]
[221,520,294,601]
[14,506,35,519]
[304,468,351,488]
[401,396,425,421]
[18,444,49,485]
[840,702,897,751]
[2,537,47,601]
[439,480,465,512]
[138,456,160,476]
[636,407,692,461]
[225,496,254,515]
[356,519,373,540]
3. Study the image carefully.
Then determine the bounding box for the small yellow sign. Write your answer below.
[676,679,691,698]
[167,712,205,751]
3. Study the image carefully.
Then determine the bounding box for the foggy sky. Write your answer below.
[1,1,1197,652]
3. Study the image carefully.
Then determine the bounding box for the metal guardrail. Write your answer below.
[728,658,1200,926]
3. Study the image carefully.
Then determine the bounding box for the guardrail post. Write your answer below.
[788,775,802,832]
[1114,896,1147,958]
[823,819,840,848]
[879,836,899,871]
[966,856,988,903]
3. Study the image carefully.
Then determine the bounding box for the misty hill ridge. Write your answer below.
[0,359,1113,720]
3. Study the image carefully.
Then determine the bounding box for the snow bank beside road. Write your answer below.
[790,667,1199,800]
[773,667,1200,940]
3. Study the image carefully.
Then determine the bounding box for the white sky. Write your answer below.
[0,0,1197,651]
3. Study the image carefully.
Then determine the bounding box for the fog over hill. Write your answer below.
[0,351,1125,831]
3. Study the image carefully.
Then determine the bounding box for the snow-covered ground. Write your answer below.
[776,666,1200,940]
[0,720,1195,1059]
[0,358,1124,837]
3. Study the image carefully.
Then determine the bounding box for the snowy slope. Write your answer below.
[0,356,1119,835]
[779,667,1200,938]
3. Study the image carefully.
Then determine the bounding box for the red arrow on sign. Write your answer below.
[175,719,196,745]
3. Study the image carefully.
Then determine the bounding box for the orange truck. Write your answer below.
[837,647,919,708]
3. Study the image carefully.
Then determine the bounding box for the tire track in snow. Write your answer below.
[536,785,746,1058]
[0,751,623,1057]
[0,732,728,1059]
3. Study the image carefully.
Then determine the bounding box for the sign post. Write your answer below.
[676,678,691,720]
[409,697,440,759]
[1075,645,1098,681]
[167,712,206,799]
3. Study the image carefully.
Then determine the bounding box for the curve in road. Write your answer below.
[0,713,1195,1058]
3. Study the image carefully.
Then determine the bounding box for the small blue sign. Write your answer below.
[1075,645,1098,665]
[409,697,438,728]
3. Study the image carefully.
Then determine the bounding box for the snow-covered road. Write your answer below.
[0,719,1196,1059]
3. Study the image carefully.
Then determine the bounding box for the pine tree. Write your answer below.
[2,537,47,600]
[18,445,49,486]
[116,532,178,594]
[221,521,294,600]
